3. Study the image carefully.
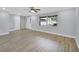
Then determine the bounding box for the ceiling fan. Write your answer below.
[30,7,40,13]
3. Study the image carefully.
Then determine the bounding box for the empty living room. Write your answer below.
[0,7,79,52]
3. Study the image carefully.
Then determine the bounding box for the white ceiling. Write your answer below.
[0,7,74,16]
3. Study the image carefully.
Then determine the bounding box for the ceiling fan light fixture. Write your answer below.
[2,7,6,10]
[30,10,35,13]
[29,7,40,13]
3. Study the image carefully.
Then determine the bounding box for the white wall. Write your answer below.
[14,15,20,30]
[57,8,75,36]
[26,16,31,29]
[30,8,75,37]
[31,15,39,30]
[75,8,79,48]
[0,12,9,35]
[9,15,20,31]
[20,16,27,29]
[9,15,15,31]
[0,13,20,35]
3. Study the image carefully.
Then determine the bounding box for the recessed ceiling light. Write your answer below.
[2,8,6,10]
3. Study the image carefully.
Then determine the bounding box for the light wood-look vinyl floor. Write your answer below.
[0,29,78,52]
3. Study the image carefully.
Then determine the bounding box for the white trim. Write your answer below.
[75,38,79,49]
[0,32,9,36]
[30,28,76,39]
[9,29,16,32]
[9,28,20,32]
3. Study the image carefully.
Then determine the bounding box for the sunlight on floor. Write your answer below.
[35,37,64,52]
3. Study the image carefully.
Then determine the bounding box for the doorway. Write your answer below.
[20,16,27,29]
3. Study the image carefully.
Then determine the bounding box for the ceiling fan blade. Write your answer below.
[29,7,40,13]
[35,9,40,10]
[33,9,38,12]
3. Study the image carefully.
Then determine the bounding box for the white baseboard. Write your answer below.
[0,32,9,36]
[9,28,20,32]
[9,29,16,32]
[30,28,76,39]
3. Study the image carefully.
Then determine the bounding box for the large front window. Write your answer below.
[40,15,58,26]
